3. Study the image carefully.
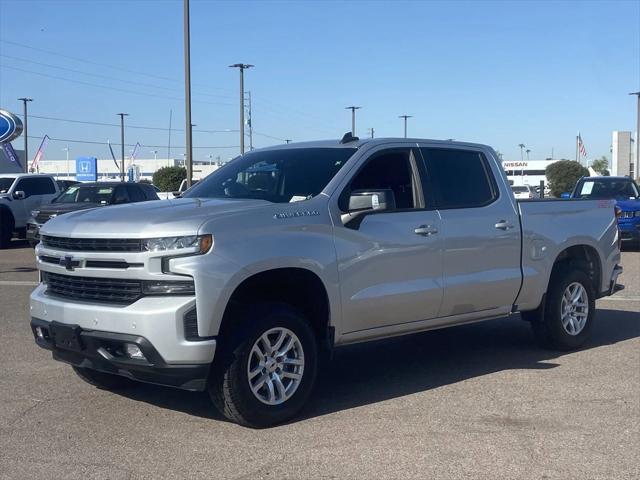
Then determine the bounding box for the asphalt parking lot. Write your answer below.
[0,241,638,480]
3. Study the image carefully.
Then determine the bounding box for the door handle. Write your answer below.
[495,220,514,230]
[414,225,438,236]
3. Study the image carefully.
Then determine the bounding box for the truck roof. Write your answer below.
[0,173,54,179]
[256,137,492,152]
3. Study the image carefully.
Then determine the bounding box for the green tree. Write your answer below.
[545,160,589,197]
[590,156,609,176]
[152,166,186,192]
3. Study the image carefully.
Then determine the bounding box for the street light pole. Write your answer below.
[18,98,33,172]
[150,150,158,161]
[399,115,412,138]
[631,92,640,176]
[184,0,194,187]
[229,64,254,155]
[367,128,375,138]
[63,146,70,178]
[117,113,128,182]
[345,106,361,136]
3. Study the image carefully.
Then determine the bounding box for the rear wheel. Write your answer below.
[208,304,318,428]
[529,268,595,350]
[72,366,137,390]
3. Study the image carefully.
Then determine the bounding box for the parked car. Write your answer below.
[511,185,539,199]
[30,136,623,427]
[26,181,160,247]
[157,179,200,200]
[571,176,640,249]
[56,179,79,191]
[0,173,61,248]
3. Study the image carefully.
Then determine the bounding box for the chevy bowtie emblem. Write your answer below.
[59,256,81,271]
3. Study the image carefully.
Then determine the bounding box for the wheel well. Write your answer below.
[0,205,15,226]
[551,245,602,293]
[220,268,331,345]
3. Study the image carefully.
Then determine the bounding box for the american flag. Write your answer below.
[578,133,587,157]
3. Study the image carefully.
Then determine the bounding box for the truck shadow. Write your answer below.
[117,308,640,424]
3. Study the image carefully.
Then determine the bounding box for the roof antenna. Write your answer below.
[340,132,359,144]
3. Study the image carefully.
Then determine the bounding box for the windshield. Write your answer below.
[54,185,114,204]
[574,179,639,200]
[185,147,356,202]
[0,178,15,194]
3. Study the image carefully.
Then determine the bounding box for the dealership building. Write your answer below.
[501,160,556,187]
[611,130,636,178]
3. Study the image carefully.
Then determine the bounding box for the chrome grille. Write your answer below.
[41,235,143,252]
[42,272,143,305]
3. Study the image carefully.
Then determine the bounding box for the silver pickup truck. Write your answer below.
[30,136,624,427]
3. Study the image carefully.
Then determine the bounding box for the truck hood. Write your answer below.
[41,197,270,238]
[615,198,640,211]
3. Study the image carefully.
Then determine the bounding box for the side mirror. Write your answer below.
[172,191,181,198]
[13,191,25,200]
[348,189,396,212]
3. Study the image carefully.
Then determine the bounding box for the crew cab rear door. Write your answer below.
[418,145,521,319]
[332,144,444,333]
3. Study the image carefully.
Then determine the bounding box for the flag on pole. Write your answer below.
[30,134,50,171]
[107,140,120,169]
[578,133,587,157]
[129,142,141,166]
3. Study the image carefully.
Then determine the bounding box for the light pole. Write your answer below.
[117,113,128,182]
[18,98,33,172]
[184,0,194,187]
[367,128,375,138]
[345,106,361,136]
[150,150,158,161]
[229,63,254,155]
[518,143,526,177]
[399,115,412,138]
[631,92,640,175]
[208,154,213,165]
[285,139,291,144]
[63,146,70,178]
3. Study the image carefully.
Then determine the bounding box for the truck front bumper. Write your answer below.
[31,318,210,391]
[29,284,216,391]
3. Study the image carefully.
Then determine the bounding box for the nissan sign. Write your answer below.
[0,109,24,144]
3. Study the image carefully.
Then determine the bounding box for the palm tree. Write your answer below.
[518,144,526,161]
[526,149,531,161]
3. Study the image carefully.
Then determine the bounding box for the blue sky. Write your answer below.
[0,0,638,163]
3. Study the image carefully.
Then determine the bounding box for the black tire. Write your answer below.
[0,209,13,249]
[72,366,137,390]
[530,268,596,351]
[208,303,318,428]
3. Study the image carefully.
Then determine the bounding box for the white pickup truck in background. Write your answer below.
[0,173,60,248]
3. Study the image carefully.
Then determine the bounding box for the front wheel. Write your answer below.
[530,268,595,351]
[208,304,318,428]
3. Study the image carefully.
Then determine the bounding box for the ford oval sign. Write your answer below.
[0,109,24,144]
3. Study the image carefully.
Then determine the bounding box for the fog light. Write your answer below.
[35,326,44,339]
[125,343,145,360]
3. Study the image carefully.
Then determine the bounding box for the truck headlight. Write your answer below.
[142,234,213,254]
[31,210,39,218]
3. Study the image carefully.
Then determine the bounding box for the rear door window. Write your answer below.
[126,185,146,202]
[420,148,498,209]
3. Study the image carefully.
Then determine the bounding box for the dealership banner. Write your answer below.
[1,142,22,169]
[30,134,50,171]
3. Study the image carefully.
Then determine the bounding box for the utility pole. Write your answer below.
[18,98,32,172]
[367,128,375,138]
[345,106,361,136]
[184,0,194,187]
[399,115,412,138]
[117,113,129,182]
[229,64,253,155]
[631,92,640,175]
[63,146,69,178]
[246,90,253,150]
